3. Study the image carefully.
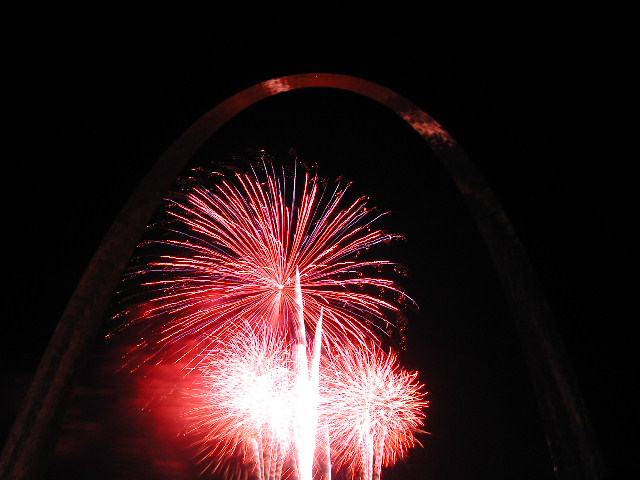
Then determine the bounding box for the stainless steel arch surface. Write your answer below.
[0,73,605,479]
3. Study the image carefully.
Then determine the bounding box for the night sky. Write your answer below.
[2,13,635,479]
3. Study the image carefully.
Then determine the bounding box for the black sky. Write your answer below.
[2,13,635,479]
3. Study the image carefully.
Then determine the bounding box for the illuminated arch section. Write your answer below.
[0,74,603,480]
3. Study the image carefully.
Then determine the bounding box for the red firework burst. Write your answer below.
[115,162,411,367]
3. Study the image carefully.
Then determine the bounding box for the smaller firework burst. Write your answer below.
[319,344,428,480]
[184,325,296,480]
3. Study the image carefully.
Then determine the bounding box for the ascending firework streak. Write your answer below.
[291,270,323,480]
[184,275,324,480]
[117,162,427,479]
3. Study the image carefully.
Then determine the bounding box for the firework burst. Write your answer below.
[184,325,296,479]
[115,161,411,368]
[319,344,428,479]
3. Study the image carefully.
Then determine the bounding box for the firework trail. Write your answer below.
[114,162,411,368]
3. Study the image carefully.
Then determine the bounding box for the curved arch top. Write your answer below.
[0,74,604,480]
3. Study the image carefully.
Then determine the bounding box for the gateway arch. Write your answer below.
[0,74,604,480]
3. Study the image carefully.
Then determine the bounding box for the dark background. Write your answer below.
[2,11,635,479]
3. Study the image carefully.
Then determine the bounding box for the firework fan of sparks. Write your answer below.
[114,161,413,367]
[319,344,429,478]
